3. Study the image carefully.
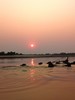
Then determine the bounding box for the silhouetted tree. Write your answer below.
[0,51,5,55]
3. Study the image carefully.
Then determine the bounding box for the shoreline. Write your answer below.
[0,54,75,59]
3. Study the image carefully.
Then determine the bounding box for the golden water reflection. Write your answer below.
[30,69,36,81]
[31,59,35,66]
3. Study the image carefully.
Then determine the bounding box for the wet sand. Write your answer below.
[0,65,75,100]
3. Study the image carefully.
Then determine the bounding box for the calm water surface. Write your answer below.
[0,57,75,66]
[0,57,75,93]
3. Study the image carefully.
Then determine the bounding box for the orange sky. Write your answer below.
[0,0,75,53]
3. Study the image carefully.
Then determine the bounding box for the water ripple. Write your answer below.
[0,66,75,93]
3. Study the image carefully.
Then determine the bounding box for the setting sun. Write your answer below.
[30,44,34,48]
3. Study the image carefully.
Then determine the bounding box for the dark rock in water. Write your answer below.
[47,61,50,64]
[62,57,71,67]
[20,64,26,66]
[38,62,43,65]
[63,57,69,64]
[47,61,54,67]
[71,61,75,65]
[56,61,60,64]
[65,62,71,67]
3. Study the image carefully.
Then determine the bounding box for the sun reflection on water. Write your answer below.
[31,59,35,66]
[30,69,36,81]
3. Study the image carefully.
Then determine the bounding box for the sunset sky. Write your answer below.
[0,0,75,54]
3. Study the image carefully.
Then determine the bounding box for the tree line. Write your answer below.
[0,51,75,56]
[0,51,23,55]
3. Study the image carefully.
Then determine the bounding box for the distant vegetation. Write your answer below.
[0,51,75,57]
[45,52,75,57]
[0,51,23,55]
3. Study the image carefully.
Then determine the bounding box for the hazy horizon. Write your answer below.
[0,0,75,54]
